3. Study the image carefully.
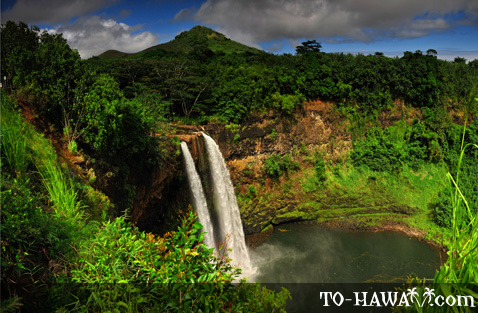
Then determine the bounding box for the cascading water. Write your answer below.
[180,142,216,251]
[201,133,253,272]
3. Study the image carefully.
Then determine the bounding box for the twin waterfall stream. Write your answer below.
[180,133,253,275]
[180,133,442,290]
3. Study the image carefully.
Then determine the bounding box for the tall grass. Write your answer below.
[1,94,83,221]
[31,138,84,221]
[0,95,29,174]
[404,122,478,313]
[1,94,86,311]
[431,135,478,308]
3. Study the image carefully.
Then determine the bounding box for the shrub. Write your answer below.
[271,92,304,115]
[350,121,444,173]
[246,185,258,198]
[1,172,81,312]
[351,126,406,172]
[432,192,455,228]
[264,153,283,177]
[264,153,301,178]
[1,174,50,279]
[405,126,478,313]
[63,210,290,312]
[67,140,78,153]
[81,74,155,160]
[313,153,327,182]
[269,128,278,139]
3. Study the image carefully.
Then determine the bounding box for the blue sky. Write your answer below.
[2,0,478,60]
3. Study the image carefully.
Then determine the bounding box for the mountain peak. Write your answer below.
[98,25,262,58]
[185,25,221,35]
[174,25,226,42]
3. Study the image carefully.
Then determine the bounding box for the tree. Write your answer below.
[295,40,322,55]
[34,30,82,119]
[1,21,82,124]
[454,57,467,64]
[469,59,478,70]
[113,59,148,97]
[426,49,438,57]
[160,59,211,118]
[0,21,39,89]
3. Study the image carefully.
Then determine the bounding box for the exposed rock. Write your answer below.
[70,155,85,164]
[245,224,274,248]
[132,132,206,234]
[134,99,425,240]
[131,159,182,234]
[241,126,266,139]
[169,133,204,161]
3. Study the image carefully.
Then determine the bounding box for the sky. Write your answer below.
[2,0,478,61]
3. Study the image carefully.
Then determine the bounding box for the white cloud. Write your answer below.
[436,50,478,61]
[173,7,197,22]
[1,0,119,25]
[48,16,158,59]
[394,18,451,38]
[192,0,478,46]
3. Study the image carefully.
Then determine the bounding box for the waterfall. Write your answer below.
[201,133,253,272]
[180,142,216,250]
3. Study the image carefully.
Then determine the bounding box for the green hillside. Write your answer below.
[98,25,262,58]
[97,49,132,59]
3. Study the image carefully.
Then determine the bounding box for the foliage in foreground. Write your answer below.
[1,95,290,312]
[60,211,290,312]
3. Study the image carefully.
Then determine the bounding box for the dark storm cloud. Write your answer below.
[1,0,119,25]
[192,0,478,46]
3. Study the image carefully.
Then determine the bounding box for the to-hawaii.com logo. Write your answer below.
[319,288,475,308]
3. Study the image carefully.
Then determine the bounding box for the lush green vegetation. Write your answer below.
[1,21,291,311]
[1,96,290,312]
[86,27,477,125]
[2,19,477,312]
[3,22,476,128]
[1,20,175,212]
[349,111,478,230]
[400,126,478,313]
[263,153,300,178]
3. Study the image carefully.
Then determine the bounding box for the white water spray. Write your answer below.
[201,132,253,272]
[180,142,216,250]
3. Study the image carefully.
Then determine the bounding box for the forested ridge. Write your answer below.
[1,21,477,312]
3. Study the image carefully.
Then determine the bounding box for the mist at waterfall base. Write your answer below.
[249,223,443,283]
[249,223,443,312]
[180,135,443,311]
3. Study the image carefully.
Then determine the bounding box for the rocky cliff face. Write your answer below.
[204,101,346,159]
[130,100,420,243]
[130,159,182,234]
[130,133,206,234]
[130,100,352,236]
